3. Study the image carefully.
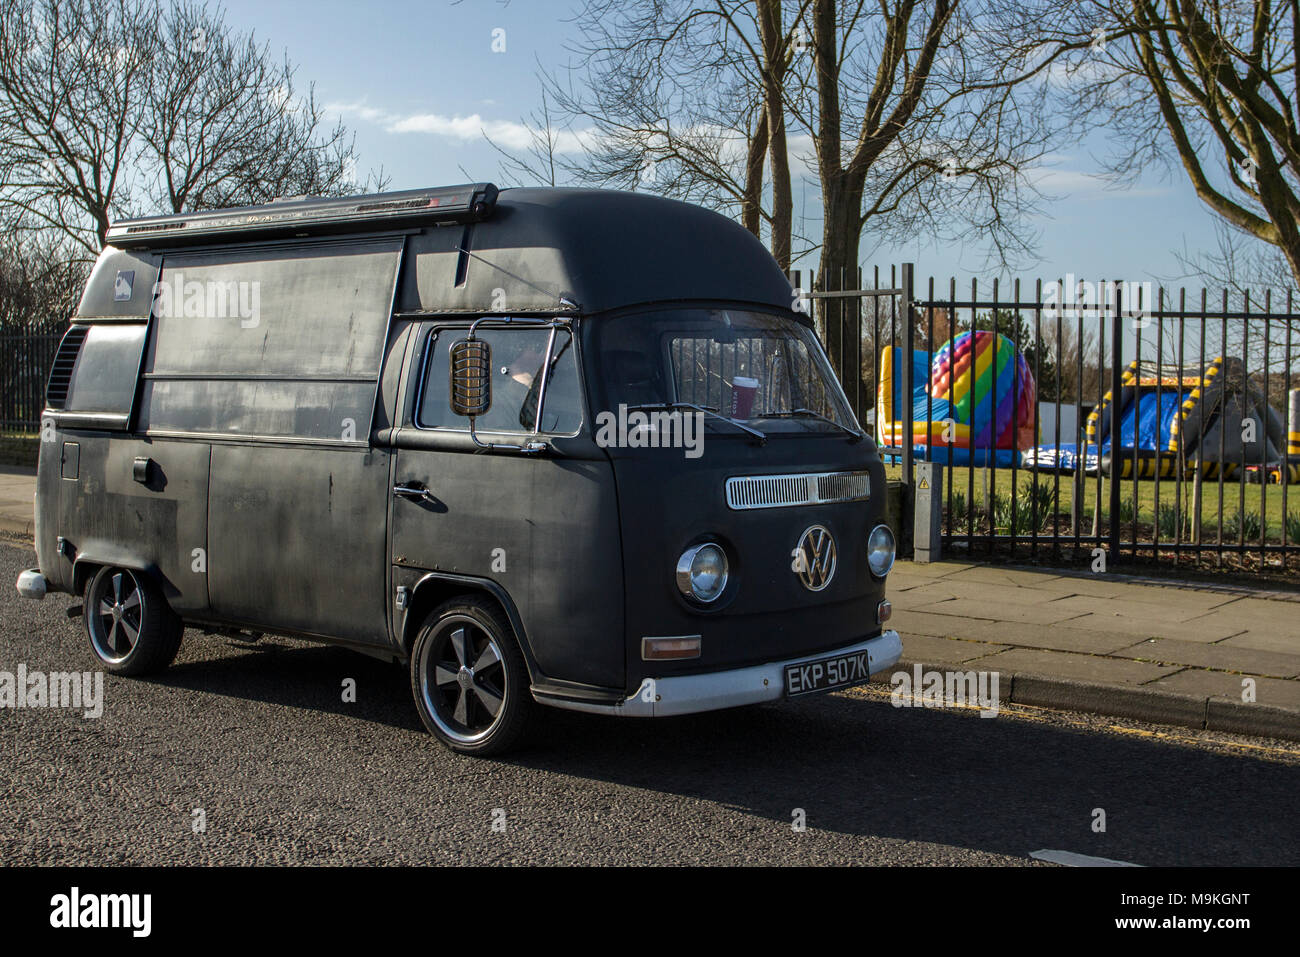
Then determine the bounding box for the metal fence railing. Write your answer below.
[0,332,60,435]
[805,264,1300,575]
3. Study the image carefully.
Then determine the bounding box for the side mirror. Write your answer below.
[449,338,491,417]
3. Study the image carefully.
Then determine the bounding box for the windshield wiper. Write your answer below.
[626,402,767,445]
[763,408,864,442]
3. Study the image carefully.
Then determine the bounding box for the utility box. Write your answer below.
[913,462,943,563]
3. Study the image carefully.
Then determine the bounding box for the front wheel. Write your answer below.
[83,565,183,676]
[410,597,534,756]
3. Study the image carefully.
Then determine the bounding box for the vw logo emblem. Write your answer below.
[794,525,836,591]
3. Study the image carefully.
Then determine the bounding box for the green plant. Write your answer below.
[946,490,968,523]
[989,488,1040,536]
[1022,480,1057,523]
[1117,497,1137,526]
[1222,510,1263,542]
[1156,503,1190,540]
[1286,512,1300,545]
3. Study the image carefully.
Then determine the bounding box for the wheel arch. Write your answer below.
[402,572,539,682]
[73,551,167,600]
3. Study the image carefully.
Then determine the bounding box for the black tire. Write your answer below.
[410,596,533,756]
[83,566,184,676]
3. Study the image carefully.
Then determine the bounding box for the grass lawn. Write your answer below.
[884,462,1300,545]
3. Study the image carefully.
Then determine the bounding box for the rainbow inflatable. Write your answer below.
[876,330,1037,467]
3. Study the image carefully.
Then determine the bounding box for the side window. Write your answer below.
[419,327,583,434]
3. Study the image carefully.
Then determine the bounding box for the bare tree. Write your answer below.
[796,1,1051,383]
[0,232,87,332]
[0,0,385,259]
[484,88,576,188]
[532,1,1050,388]
[996,1,1300,291]
[529,0,814,268]
[0,0,157,258]
[145,1,384,213]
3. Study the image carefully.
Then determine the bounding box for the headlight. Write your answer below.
[867,524,895,578]
[676,542,729,603]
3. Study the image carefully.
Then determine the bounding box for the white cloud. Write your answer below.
[327,100,595,154]
[1029,153,1169,198]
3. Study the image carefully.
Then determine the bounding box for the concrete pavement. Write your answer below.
[884,561,1300,740]
[0,465,36,543]
[2,462,1297,740]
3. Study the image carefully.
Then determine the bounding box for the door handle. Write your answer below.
[393,483,433,502]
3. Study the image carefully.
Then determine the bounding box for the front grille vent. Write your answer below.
[725,470,870,510]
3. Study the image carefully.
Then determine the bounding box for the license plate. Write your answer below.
[784,650,871,698]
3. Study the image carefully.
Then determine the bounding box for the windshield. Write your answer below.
[586,308,858,435]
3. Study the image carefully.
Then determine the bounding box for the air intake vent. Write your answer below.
[46,325,89,410]
[725,470,870,510]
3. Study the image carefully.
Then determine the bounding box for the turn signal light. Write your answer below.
[642,636,702,660]
[877,600,892,624]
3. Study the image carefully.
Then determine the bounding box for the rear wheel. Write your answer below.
[410,597,533,756]
[83,566,183,676]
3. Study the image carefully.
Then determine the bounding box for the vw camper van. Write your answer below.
[16,184,902,754]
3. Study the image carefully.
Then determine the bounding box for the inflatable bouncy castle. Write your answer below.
[1025,358,1300,482]
[876,330,1037,467]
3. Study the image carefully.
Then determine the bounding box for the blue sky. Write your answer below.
[217,0,1238,295]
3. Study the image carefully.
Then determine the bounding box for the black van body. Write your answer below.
[17,184,902,754]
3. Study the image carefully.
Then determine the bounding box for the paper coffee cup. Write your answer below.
[730,376,760,418]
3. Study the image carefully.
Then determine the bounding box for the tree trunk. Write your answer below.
[757,0,791,271]
[819,175,864,401]
[741,107,769,239]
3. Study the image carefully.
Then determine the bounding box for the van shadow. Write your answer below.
[157,634,423,732]
[157,635,1300,866]
[515,695,1300,866]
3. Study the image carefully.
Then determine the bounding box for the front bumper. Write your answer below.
[16,569,46,600]
[538,629,902,717]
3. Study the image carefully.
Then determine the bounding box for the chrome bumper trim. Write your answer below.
[536,630,902,717]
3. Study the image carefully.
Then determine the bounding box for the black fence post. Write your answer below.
[899,263,916,556]
[901,263,915,483]
[1109,294,1123,560]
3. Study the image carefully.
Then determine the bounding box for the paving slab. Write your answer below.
[938,564,1065,587]
[1144,669,1300,711]
[1186,595,1300,627]
[998,573,1154,599]
[907,597,1088,626]
[1041,593,1214,624]
[889,609,972,638]
[1061,611,1245,642]
[1030,578,1242,612]
[946,620,1147,655]
[964,647,1182,686]
[886,632,1006,665]
[1111,638,1300,678]
[891,561,974,583]
[892,578,1054,606]
[1216,631,1300,656]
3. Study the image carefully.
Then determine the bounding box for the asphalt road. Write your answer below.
[2,541,1297,866]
